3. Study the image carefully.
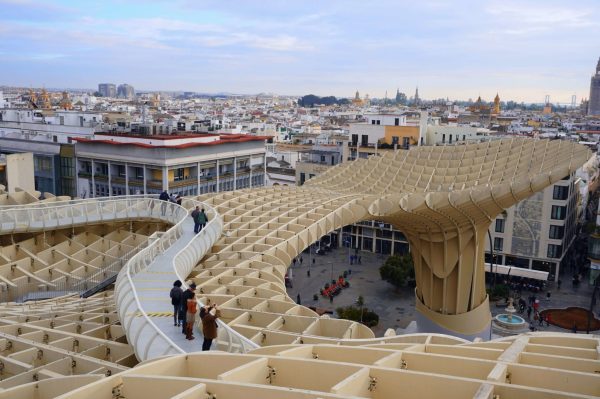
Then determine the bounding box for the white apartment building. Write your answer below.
[485,173,580,281]
[0,109,104,196]
[74,133,267,198]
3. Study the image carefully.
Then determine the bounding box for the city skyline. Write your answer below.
[1,0,599,103]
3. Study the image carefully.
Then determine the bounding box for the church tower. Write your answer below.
[589,57,600,116]
[493,93,501,114]
[413,87,420,106]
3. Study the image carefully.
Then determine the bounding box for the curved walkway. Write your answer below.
[0,196,255,362]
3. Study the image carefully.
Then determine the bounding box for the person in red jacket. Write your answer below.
[185,292,197,340]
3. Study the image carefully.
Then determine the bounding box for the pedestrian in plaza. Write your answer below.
[185,291,197,340]
[546,313,551,327]
[191,206,200,233]
[296,293,301,304]
[538,314,544,326]
[557,279,562,290]
[300,256,303,265]
[170,280,183,326]
[176,195,182,206]
[358,255,362,264]
[572,323,578,334]
[159,190,170,216]
[181,283,196,334]
[350,255,354,265]
[293,258,297,267]
[201,304,221,351]
[526,306,532,320]
[195,208,209,233]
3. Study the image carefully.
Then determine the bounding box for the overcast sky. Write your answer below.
[1,0,599,102]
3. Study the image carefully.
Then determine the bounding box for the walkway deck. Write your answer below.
[130,216,207,352]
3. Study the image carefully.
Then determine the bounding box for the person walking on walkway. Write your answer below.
[169,280,183,326]
[159,190,170,216]
[185,292,198,340]
[191,206,201,233]
[169,193,178,215]
[195,208,209,233]
[181,283,196,334]
[201,304,221,351]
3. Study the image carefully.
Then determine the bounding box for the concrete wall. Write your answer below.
[6,153,35,192]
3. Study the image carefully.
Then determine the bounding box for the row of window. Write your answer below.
[491,237,562,259]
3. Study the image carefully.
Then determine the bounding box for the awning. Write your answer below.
[484,263,548,281]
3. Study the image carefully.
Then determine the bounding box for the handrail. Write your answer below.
[171,199,259,353]
[0,196,169,302]
[0,194,257,356]
[114,199,189,361]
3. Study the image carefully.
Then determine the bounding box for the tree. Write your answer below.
[379,254,415,290]
[336,304,379,327]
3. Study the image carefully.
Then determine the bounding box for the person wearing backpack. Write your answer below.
[169,280,183,326]
[195,208,209,233]
[185,292,198,340]
[180,282,196,334]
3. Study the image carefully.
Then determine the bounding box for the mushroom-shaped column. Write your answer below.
[370,163,585,339]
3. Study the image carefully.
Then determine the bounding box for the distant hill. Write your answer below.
[298,95,350,107]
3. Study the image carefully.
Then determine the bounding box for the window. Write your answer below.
[117,165,126,177]
[551,205,566,220]
[371,120,376,125]
[547,244,562,258]
[442,134,446,143]
[376,120,381,125]
[300,173,306,185]
[402,137,410,149]
[34,156,53,173]
[449,134,453,144]
[462,135,466,141]
[549,225,564,239]
[394,118,399,126]
[135,167,144,179]
[361,135,369,146]
[392,136,399,145]
[351,134,358,146]
[174,168,184,181]
[493,237,503,251]
[553,185,569,200]
[495,218,505,233]
[320,155,325,162]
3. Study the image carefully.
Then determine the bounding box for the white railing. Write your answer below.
[0,194,258,357]
[114,199,189,361]
[171,200,259,353]
[0,195,168,302]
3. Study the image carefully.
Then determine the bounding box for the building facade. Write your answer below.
[117,84,135,99]
[485,173,579,281]
[74,133,267,197]
[0,109,102,196]
[98,83,117,98]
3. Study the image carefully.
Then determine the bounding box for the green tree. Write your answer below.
[379,254,415,290]
[336,305,379,327]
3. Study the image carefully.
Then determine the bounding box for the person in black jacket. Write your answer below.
[169,280,183,326]
[159,191,169,216]
[180,282,196,334]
